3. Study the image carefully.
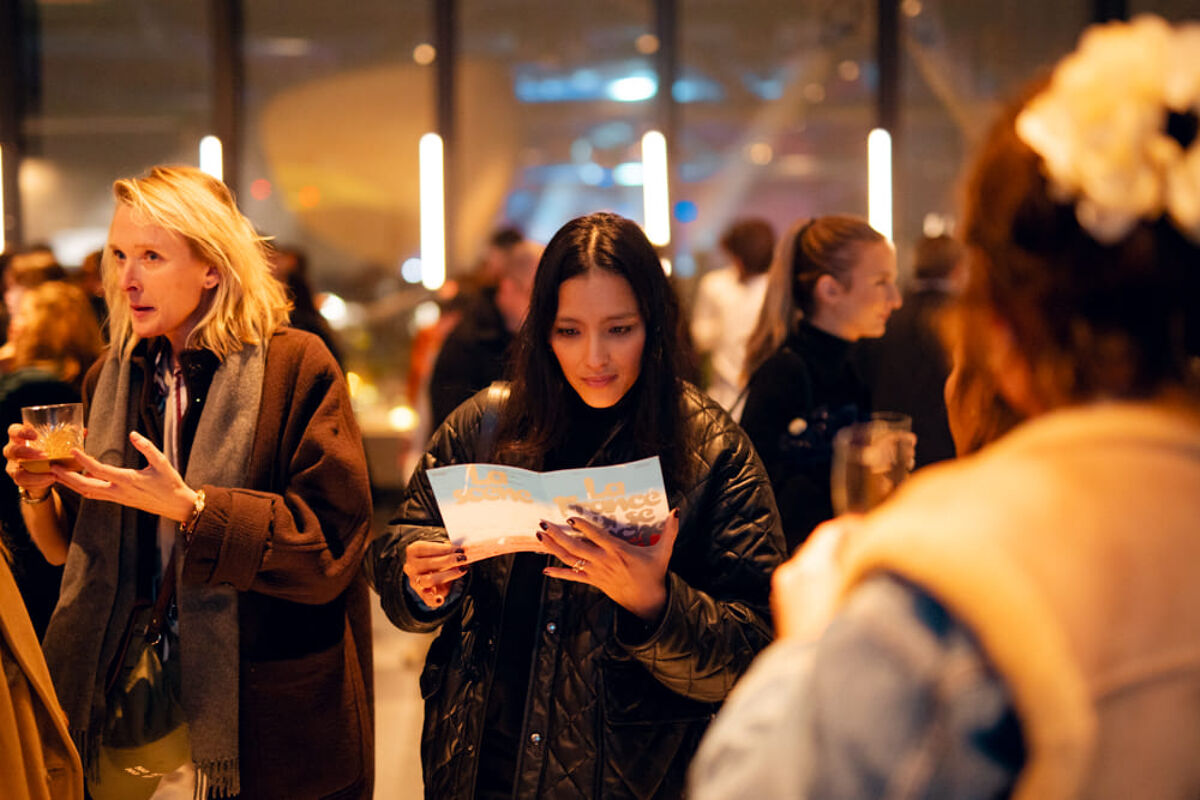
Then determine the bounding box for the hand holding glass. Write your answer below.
[20,402,84,473]
[830,420,914,515]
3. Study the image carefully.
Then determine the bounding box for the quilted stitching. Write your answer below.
[369,383,786,798]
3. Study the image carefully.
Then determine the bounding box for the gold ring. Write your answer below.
[572,559,587,572]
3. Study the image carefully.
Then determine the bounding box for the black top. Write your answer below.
[855,287,956,467]
[740,322,871,552]
[475,391,629,799]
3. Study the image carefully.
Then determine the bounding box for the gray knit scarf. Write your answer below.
[42,340,265,799]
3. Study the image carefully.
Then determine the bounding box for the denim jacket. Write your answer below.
[689,574,1025,799]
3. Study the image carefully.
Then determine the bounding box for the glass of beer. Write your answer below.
[830,420,912,515]
[20,402,84,473]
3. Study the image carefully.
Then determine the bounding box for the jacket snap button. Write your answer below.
[530,732,542,745]
[545,622,557,634]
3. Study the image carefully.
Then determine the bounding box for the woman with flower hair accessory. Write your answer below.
[690,15,1200,800]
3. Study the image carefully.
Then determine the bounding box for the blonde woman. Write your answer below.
[740,216,901,552]
[3,166,374,799]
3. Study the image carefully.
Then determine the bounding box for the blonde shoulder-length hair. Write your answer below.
[103,165,291,360]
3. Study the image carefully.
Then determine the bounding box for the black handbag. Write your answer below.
[88,547,190,800]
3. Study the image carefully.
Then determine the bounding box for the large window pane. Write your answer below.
[898,1,1088,263]
[456,0,655,262]
[23,1,211,264]
[678,0,876,275]
[242,2,431,288]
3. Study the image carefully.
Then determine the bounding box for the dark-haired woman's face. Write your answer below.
[550,270,645,408]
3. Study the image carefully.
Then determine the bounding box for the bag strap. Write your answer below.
[477,381,511,460]
[103,546,180,694]
[145,545,179,643]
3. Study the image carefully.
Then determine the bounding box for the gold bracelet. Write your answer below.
[18,486,51,505]
[180,488,206,541]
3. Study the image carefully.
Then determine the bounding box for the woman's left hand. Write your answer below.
[770,515,863,642]
[51,431,197,522]
[540,509,680,623]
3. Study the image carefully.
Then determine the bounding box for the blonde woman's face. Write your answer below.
[107,205,219,355]
[818,241,901,341]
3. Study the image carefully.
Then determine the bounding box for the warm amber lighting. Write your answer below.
[250,178,272,200]
[413,43,436,65]
[298,185,321,208]
[635,34,659,54]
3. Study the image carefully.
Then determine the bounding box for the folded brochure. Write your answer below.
[427,456,669,563]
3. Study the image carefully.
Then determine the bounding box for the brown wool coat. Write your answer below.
[83,327,375,799]
[0,555,83,800]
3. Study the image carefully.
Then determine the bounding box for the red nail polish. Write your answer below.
[539,520,549,530]
[567,518,579,528]
[536,531,543,542]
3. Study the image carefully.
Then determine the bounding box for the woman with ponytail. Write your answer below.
[740,216,900,552]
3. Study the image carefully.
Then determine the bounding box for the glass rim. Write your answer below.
[21,402,84,413]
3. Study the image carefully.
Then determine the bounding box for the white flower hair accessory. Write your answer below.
[1016,15,1200,244]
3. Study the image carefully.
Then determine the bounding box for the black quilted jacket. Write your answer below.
[368,383,785,799]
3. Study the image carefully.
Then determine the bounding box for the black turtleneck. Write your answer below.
[740,321,871,552]
[474,387,632,799]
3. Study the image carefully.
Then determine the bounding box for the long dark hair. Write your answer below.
[495,212,686,476]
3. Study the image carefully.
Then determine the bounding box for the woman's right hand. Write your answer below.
[4,423,56,499]
[403,540,468,609]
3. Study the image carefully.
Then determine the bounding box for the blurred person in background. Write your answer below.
[0,281,103,637]
[428,234,542,432]
[690,16,1200,797]
[369,212,784,800]
[4,166,373,799]
[690,218,774,417]
[740,216,901,552]
[404,285,470,473]
[3,247,67,322]
[461,225,526,294]
[77,250,110,340]
[268,244,344,368]
[856,234,965,467]
[0,248,68,362]
[0,537,84,800]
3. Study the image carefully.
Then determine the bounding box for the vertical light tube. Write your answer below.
[0,144,5,254]
[641,130,670,247]
[419,133,446,291]
[868,128,893,241]
[199,135,224,180]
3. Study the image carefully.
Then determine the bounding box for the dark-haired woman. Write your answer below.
[691,15,1200,798]
[369,212,785,799]
[740,216,901,552]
